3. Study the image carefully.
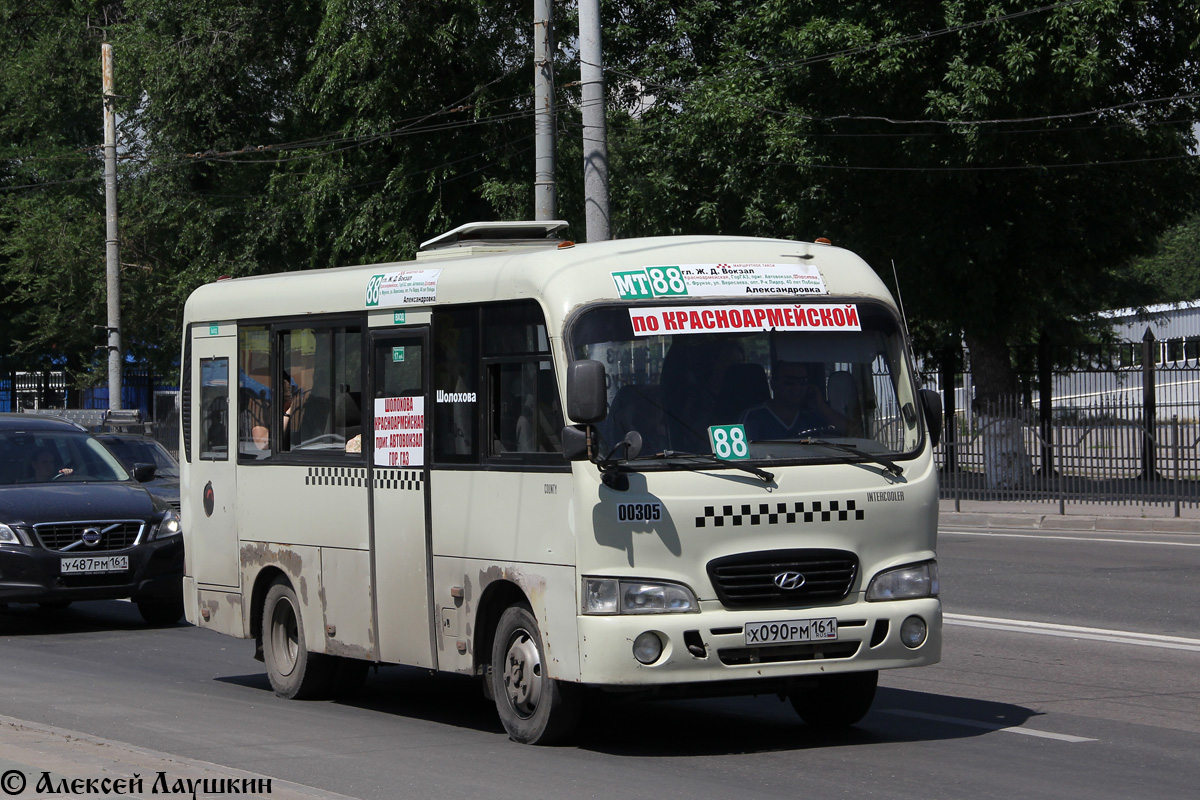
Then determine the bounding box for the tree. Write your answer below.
[0,1,119,391]
[2,0,548,386]
[602,0,1200,405]
[1132,210,1200,303]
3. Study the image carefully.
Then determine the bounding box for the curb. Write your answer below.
[940,512,1200,534]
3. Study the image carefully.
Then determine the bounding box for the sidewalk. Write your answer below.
[938,498,1200,534]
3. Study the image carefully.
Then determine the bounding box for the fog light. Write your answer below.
[900,616,927,648]
[632,631,664,664]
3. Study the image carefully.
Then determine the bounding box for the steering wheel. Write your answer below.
[51,470,70,481]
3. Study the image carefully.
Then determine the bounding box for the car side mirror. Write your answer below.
[132,463,157,482]
[919,389,942,448]
[566,360,608,423]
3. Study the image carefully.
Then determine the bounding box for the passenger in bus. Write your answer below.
[246,372,296,453]
[740,361,848,441]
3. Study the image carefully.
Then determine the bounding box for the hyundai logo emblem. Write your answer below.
[81,528,102,547]
[773,571,806,590]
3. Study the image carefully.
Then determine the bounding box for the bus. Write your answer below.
[179,221,942,744]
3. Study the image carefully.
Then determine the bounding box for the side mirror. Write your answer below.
[561,425,590,461]
[566,360,608,423]
[919,389,942,448]
[132,462,158,482]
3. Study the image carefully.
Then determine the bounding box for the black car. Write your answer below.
[0,414,184,624]
[96,432,181,512]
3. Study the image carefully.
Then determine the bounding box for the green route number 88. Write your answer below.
[708,424,749,460]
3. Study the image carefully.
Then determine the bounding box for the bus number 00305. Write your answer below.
[617,503,662,522]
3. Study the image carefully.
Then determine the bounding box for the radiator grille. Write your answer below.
[33,521,144,552]
[707,549,858,609]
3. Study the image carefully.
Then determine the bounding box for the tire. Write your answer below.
[262,580,334,699]
[490,604,580,745]
[789,670,878,729]
[136,598,184,625]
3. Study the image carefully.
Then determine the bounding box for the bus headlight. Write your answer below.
[865,561,939,601]
[583,578,699,614]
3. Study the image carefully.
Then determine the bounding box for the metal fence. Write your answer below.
[926,355,1200,514]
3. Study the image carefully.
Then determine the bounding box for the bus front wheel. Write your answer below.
[262,580,333,699]
[789,670,878,729]
[490,604,580,745]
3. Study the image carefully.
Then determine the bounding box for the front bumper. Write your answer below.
[0,537,184,604]
[576,596,941,688]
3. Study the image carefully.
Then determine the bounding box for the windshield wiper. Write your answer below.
[642,451,775,484]
[751,438,904,477]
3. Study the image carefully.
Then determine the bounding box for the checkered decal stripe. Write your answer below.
[696,500,864,527]
[305,467,366,487]
[374,470,423,491]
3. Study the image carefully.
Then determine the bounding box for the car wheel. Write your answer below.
[136,597,184,625]
[490,604,580,744]
[262,579,334,699]
[789,670,878,729]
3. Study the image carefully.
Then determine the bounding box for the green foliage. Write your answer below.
[601,0,1200,396]
[1131,211,1200,302]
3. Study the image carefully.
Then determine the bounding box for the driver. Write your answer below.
[30,448,73,482]
[740,361,846,441]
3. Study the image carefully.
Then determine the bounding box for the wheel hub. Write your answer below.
[502,631,543,718]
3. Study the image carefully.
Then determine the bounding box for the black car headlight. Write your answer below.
[148,511,182,541]
[0,523,33,547]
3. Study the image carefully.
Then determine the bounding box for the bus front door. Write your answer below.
[368,332,436,668]
[188,324,240,589]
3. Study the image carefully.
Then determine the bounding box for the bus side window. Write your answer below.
[237,326,272,459]
[433,307,480,463]
[199,358,229,461]
[280,326,362,455]
[482,301,563,459]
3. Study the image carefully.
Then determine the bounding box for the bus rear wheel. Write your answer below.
[490,604,580,745]
[263,580,334,699]
[789,670,878,729]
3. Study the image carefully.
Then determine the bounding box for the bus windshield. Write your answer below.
[570,301,923,465]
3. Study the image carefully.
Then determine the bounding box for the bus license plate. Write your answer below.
[61,555,129,574]
[744,618,838,646]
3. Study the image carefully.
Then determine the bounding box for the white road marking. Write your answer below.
[944,613,1200,652]
[882,709,1097,742]
[940,529,1200,547]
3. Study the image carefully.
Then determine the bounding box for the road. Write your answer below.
[1,524,1198,800]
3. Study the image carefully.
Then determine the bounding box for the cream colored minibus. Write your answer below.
[180,222,942,744]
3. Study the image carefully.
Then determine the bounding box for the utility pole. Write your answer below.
[533,0,556,220]
[102,43,122,410]
[579,0,611,241]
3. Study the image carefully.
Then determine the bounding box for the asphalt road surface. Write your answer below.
[2,524,1197,800]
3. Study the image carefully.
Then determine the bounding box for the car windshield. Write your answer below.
[0,430,132,485]
[569,300,923,465]
[101,437,180,478]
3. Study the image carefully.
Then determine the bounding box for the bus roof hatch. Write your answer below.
[418,220,569,252]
